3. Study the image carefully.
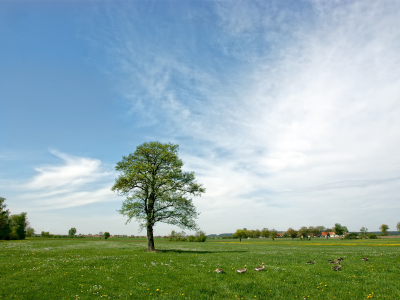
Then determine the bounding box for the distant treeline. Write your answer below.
[168,230,207,242]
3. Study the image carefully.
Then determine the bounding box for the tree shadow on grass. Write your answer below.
[155,249,248,254]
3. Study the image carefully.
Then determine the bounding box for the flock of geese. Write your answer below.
[214,256,369,274]
[213,263,265,274]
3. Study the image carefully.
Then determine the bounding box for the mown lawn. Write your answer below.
[1,237,399,299]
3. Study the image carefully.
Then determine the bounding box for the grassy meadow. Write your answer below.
[1,237,399,299]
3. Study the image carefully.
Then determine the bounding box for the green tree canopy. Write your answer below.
[104,232,110,239]
[315,226,326,237]
[233,229,247,242]
[9,213,28,240]
[253,229,261,238]
[286,228,298,240]
[68,227,77,237]
[270,229,278,241]
[360,227,368,238]
[112,141,205,252]
[26,227,35,237]
[397,222,400,234]
[333,223,346,236]
[0,197,11,240]
[260,228,270,238]
[298,226,309,238]
[379,224,389,236]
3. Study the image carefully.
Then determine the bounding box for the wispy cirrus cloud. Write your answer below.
[92,0,400,232]
[22,150,118,210]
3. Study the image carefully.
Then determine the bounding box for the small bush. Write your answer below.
[344,232,359,239]
[368,233,378,239]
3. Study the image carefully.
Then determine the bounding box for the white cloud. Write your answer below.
[22,150,118,210]
[27,149,108,190]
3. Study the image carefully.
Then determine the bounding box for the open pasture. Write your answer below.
[1,238,399,299]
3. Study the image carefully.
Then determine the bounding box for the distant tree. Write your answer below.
[315,226,326,237]
[253,229,261,238]
[26,227,35,237]
[270,229,277,241]
[68,227,77,237]
[195,230,207,242]
[246,229,253,238]
[333,223,346,236]
[397,222,400,234]
[233,229,247,242]
[0,197,11,240]
[344,232,359,239]
[298,226,309,238]
[286,228,298,240]
[261,228,270,238]
[169,230,177,241]
[104,232,110,239]
[311,227,320,237]
[9,213,28,240]
[368,233,378,239]
[308,226,316,237]
[112,141,205,252]
[360,227,368,239]
[379,224,389,236]
[41,231,50,238]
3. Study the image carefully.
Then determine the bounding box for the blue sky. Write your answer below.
[1,0,400,236]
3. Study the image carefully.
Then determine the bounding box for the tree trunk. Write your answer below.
[147,223,155,252]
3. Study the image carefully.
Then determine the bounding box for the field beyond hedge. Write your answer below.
[1,237,399,299]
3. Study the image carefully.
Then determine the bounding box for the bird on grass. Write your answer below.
[332,261,341,271]
[306,259,316,264]
[254,263,265,271]
[236,265,247,273]
[329,257,343,264]
[361,256,368,261]
[213,268,224,273]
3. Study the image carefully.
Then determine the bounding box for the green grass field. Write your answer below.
[1,238,399,299]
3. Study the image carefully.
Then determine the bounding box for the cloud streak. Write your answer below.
[22,150,118,210]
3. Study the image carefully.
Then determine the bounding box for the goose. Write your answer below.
[328,259,335,263]
[361,256,368,261]
[329,257,343,264]
[306,259,316,264]
[213,268,224,273]
[254,263,265,271]
[332,261,341,271]
[236,265,247,273]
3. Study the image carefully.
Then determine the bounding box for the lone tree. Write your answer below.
[104,232,110,239]
[360,227,368,239]
[379,224,389,236]
[68,227,77,237]
[333,223,346,236]
[233,229,247,242]
[397,222,400,234]
[112,141,205,252]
